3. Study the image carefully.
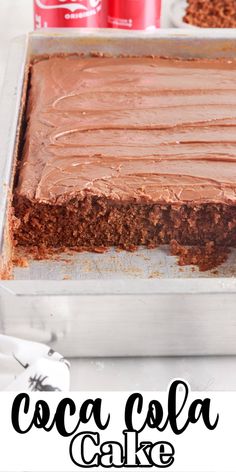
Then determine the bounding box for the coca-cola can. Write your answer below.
[34,0,105,29]
[107,0,161,30]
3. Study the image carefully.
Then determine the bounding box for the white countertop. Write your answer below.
[1,0,236,392]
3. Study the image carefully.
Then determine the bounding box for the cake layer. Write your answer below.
[14,197,236,251]
[13,55,236,257]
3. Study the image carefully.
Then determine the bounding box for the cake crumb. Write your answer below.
[13,256,29,268]
[170,240,229,271]
[148,271,160,278]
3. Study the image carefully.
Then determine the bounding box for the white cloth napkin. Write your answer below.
[0,335,70,391]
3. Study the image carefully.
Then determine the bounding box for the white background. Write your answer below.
[0,390,234,471]
[1,0,236,392]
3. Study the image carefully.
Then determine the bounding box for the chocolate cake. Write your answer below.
[13,56,236,264]
[184,0,236,28]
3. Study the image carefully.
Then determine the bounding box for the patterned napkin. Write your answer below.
[0,334,70,391]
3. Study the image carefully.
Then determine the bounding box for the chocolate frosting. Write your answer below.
[17,56,236,205]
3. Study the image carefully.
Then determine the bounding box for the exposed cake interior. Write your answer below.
[13,55,236,267]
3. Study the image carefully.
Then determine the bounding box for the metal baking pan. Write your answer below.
[1,29,236,357]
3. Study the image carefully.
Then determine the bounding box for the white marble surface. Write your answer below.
[1,0,236,392]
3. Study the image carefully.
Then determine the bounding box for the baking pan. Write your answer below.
[1,29,236,357]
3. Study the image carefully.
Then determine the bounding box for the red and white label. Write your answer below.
[107,0,161,30]
[34,0,104,28]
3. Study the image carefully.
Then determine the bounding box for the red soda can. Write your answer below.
[107,0,161,30]
[34,0,104,29]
